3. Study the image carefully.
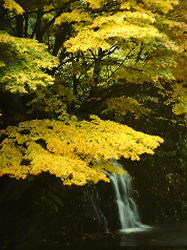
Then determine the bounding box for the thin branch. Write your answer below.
[121,65,143,72]
[136,42,144,63]
[61,56,76,65]
[104,44,118,56]
[105,47,136,82]
[40,0,78,40]
[89,49,97,59]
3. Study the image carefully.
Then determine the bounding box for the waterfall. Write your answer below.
[107,159,150,233]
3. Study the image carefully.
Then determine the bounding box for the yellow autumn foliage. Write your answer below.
[0,32,59,93]
[27,83,78,120]
[0,116,163,185]
[103,97,151,120]
[49,0,182,86]
[57,0,179,54]
[55,9,92,25]
[64,11,163,53]
[143,0,179,14]
[3,0,24,14]
[170,83,187,124]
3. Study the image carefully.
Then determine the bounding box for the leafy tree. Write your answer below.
[0,31,59,93]
[0,0,186,188]
[0,116,163,185]
[3,0,24,15]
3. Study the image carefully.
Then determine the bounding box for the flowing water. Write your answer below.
[79,160,187,248]
[80,159,186,248]
[78,222,187,248]
[7,157,186,249]
[106,159,150,233]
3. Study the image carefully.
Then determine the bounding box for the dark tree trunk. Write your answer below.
[0,4,6,30]
[52,24,70,56]
[71,54,79,96]
[24,13,29,38]
[16,15,24,37]
[90,49,104,97]
[31,9,43,41]
[73,74,79,96]
[35,10,43,42]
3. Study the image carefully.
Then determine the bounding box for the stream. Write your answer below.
[2,159,186,250]
[106,158,149,232]
[77,159,187,248]
[13,222,187,249]
[78,222,187,248]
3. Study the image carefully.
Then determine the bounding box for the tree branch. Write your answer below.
[105,47,136,82]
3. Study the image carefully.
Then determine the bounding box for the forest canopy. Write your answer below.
[0,0,186,185]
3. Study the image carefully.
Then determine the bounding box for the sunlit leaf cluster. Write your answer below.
[27,83,78,120]
[103,97,151,121]
[0,32,59,93]
[3,0,24,14]
[0,116,163,185]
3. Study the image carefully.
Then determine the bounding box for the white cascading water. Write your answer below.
[107,159,150,233]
